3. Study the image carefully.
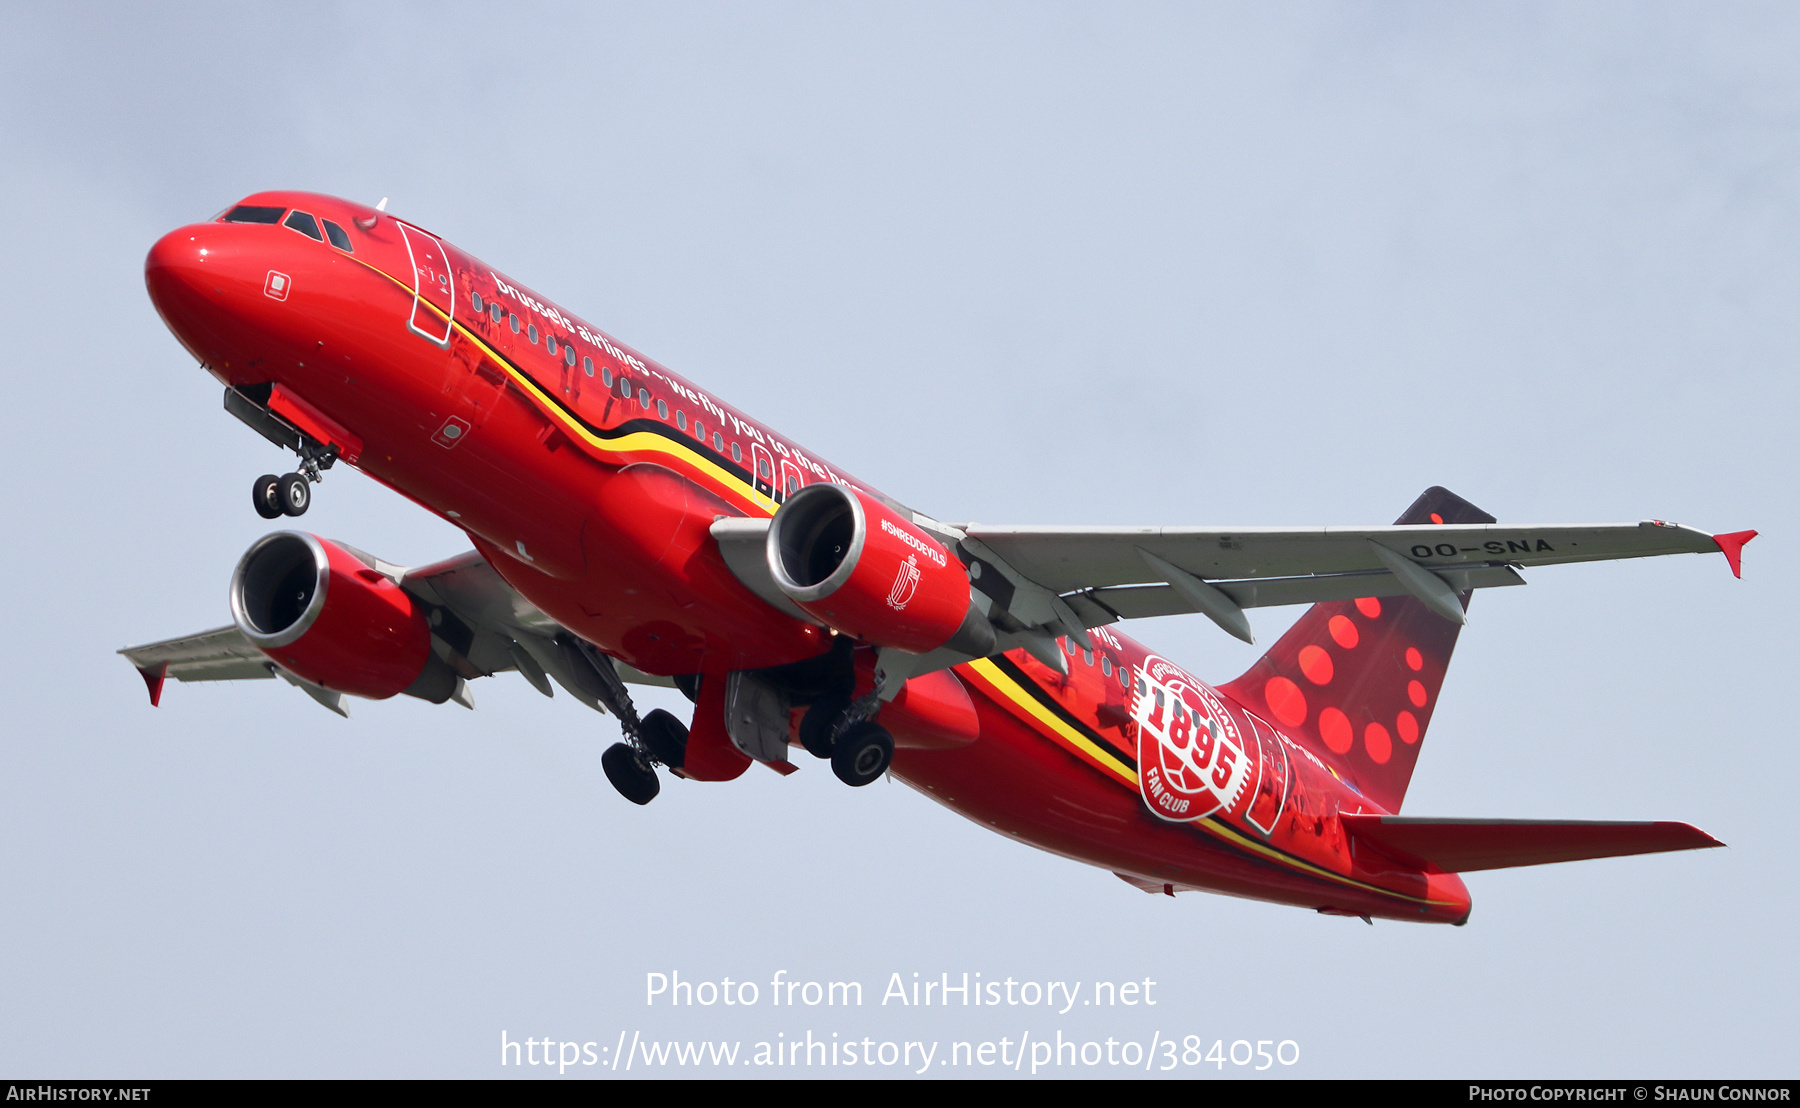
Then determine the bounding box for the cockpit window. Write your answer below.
[321,219,353,252]
[283,210,324,241]
[223,205,285,224]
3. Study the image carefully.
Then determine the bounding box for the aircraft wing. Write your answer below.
[964,520,1731,591]
[120,626,277,695]
[120,548,673,714]
[952,520,1750,641]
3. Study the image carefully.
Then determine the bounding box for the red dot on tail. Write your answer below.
[1396,710,1420,744]
[1298,645,1334,685]
[1264,677,1307,727]
[1355,597,1381,619]
[1405,647,1423,671]
[1364,722,1392,764]
[1407,679,1427,708]
[1328,615,1359,649]
[1430,512,1444,524]
[1319,708,1352,754]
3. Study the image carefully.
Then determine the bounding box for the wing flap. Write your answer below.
[1341,814,1724,873]
[1067,564,1526,625]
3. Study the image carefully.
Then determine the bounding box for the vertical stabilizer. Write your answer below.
[1218,487,1494,812]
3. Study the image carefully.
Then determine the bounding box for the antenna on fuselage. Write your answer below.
[376,197,389,211]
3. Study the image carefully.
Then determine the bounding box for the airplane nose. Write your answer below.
[145,224,229,321]
[145,222,255,367]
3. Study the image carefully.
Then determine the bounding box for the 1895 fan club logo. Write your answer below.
[1132,655,1256,823]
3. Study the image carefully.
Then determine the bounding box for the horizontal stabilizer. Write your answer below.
[1342,814,1723,873]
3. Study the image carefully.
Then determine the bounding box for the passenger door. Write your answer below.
[398,222,454,347]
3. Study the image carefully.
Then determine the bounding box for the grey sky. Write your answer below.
[0,2,1793,1077]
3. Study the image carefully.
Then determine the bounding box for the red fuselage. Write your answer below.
[145,191,1472,924]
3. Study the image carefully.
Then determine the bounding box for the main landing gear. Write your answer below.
[601,742,659,805]
[251,443,338,519]
[798,692,895,788]
[601,707,689,805]
[563,636,682,807]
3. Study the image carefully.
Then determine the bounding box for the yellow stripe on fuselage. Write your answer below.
[966,656,1456,907]
[963,657,1136,787]
[360,259,775,518]
[375,262,1455,909]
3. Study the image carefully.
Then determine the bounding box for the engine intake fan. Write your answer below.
[766,484,994,657]
[230,531,458,702]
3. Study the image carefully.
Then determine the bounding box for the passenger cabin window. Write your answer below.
[321,219,354,252]
[283,210,324,241]
[546,335,558,355]
[656,399,669,419]
[528,324,539,344]
[223,205,285,224]
[509,314,521,333]
[564,345,576,367]
[638,387,651,406]
[582,356,595,377]
[730,442,742,463]
[491,303,503,323]
[471,292,485,313]
[712,431,724,451]
[600,366,613,387]
[676,411,687,430]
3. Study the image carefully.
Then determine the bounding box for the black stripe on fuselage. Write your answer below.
[988,654,1137,772]
[452,308,760,492]
[987,657,1435,905]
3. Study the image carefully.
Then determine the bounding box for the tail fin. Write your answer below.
[1218,487,1494,812]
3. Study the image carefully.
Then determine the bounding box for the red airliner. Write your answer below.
[123,191,1755,924]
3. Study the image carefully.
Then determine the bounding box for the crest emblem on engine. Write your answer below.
[1133,656,1255,823]
[887,554,921,610]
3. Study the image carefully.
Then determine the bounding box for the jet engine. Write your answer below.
[767,484,995,656]
[229,531,457,701]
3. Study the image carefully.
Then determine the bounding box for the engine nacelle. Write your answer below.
[767,484,994,656]
[229,531,453,701]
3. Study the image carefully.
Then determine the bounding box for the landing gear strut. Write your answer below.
[567,637,675,805]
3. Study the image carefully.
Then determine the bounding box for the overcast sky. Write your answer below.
[0,1,1793,1078]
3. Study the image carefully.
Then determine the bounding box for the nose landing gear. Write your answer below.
[250,443,336,519]
[253,473,312,518]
